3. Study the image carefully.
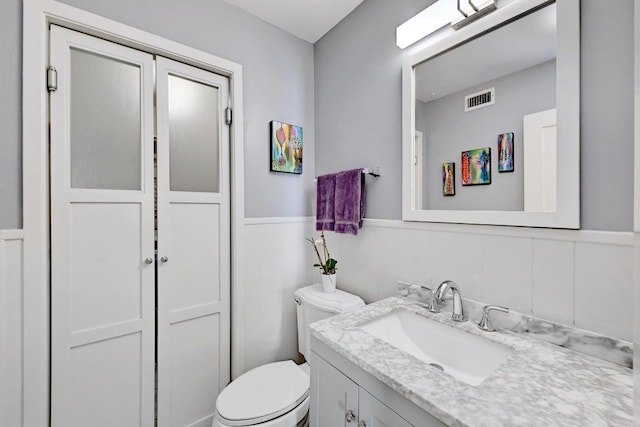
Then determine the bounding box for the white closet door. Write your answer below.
[156,57,231,427]
[50,26,156,427]
[524,108,557,212]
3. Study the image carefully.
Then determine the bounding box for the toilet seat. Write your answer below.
[215,361,309,426]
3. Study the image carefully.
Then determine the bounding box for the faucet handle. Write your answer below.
[478,305,509,332]
[419,285,440,313]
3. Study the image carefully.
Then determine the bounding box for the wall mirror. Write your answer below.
[402,0,580,228]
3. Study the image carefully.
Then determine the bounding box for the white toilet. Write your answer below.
[212,284,365,427]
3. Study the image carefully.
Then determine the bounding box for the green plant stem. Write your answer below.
[309,238,328,274]
[321,232,329,263]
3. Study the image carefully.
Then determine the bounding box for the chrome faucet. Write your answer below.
[434,280,466,322]
[419,285,440,313]
[477,305,509,332]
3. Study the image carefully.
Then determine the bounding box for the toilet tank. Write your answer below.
[293,284,365,360]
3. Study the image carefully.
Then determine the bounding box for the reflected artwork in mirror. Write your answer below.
[442,162,455,196]
[497,133,514,173]
[402,0,580,228]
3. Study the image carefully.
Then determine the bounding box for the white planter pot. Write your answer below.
[321,273,337,293]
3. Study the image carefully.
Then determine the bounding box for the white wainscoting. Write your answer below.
[0,230,24,427]
[242,217,633,364]
[5,219,633,418]
[320,219,634,342]
[242,218,315,373]
[634,232,640,421]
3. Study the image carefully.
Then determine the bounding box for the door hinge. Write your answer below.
[47,66,58,92]
[225,107,232,125]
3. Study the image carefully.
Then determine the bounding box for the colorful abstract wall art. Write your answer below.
[461,147,491,186]
[498,132,514,172]
[270,120,303,174]
[442,162,455,196]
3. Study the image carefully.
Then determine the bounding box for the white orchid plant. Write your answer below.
[306,231,337,275]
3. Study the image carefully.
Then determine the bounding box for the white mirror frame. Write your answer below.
[402,0,580,228]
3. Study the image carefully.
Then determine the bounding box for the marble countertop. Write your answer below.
[310,297,633,427]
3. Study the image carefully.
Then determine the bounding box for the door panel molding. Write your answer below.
[69,319,144,348]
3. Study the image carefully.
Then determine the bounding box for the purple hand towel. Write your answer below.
[316,173,336,231]
[334,169,365,235]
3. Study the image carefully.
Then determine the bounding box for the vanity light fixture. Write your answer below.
[452,0,498,29]
[396,0,497,49]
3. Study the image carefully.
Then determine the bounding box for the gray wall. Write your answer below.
[419,60,556,211]
[0,0,22,229]
[3,0,634,230]
[315,0,435,222]
[315,0,634,231]
[0,0,315,228]
[581,1,634,231]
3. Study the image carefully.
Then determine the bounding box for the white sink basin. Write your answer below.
[358,309,513,386]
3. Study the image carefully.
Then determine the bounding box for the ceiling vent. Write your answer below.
[464,87,495,112]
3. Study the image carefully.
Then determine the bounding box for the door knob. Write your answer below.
[144,258,153,264]
[160,256,168,263]
[345,410,356,423]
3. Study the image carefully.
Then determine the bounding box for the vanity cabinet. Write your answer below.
[310,352,412,427]
[310,352,359,426]
[310,337,446,427]
[359,389,413,427]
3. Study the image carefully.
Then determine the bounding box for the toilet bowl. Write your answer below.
[213,361,310,427]
[212,284,365,427]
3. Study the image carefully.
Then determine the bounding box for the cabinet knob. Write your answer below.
[160,256,169,263]
[358,421,367,427]
[144,258,153,264]
[345,409,356,423]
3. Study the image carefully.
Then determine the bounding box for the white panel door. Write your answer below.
[50,25,156,427]
[358,389,413,427]
[413,130,423,209]
[156,57,231,427]
[310,352,360,427]
[523,108,557,212]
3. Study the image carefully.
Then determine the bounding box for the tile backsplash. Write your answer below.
[323,219,634,342]
[397,281,632,369]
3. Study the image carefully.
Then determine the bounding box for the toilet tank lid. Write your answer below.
[294,284,365,314]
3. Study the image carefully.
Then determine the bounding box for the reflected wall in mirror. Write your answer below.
[415,4,555,211]
[402,0,580,228]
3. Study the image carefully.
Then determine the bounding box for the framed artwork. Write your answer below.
[498,132,514,172]
[461,147,491,186]
[270,120,303,174]
[442,162,455,196]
